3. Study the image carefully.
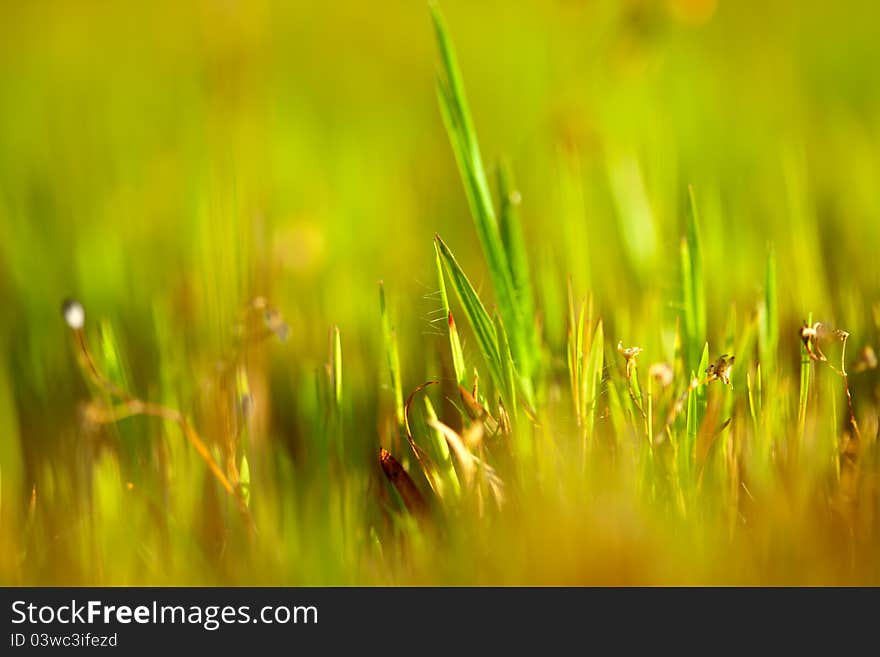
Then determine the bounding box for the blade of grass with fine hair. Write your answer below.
[434,239,467,387]
[431,5,532,393]
[434,234,510,409]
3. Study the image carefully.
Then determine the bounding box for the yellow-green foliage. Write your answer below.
[1,1,879,585]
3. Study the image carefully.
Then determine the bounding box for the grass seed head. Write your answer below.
[800,321,849,362]
[617,340,643,379]
[854,345,877,372]
[62,299,85,330]
[649,362,674,387]
[801,321,826,361]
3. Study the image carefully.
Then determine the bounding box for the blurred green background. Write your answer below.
[1,0,879,584]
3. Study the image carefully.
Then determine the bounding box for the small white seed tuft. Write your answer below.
[62,299,85,330]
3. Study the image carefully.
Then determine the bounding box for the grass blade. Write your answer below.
[494,311,518,419]
[685,343,709,479]
[497,161,537,355]
[435,234,508,407]
[424,396,461,499]
[798,312,813,438]
[332,325,342,412]
[583,320,604,438]
[379,282,405,429]
[759,245,778,385]
[680,185,706,373]
[566,284,586,426]
[434,239,467,386]
[431,5,532,391]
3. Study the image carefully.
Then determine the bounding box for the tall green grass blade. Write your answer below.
[575,302,587,423]
[685,343,709,478]
[760,245,778,384]
[566,282,588,426]
[332,325,342,412]
[576,302,587,402]
[605,367,627,446]
[697,342,709,416]
[431,5,531,391]
[798,312,813,438]
[379,282,404,429]
[494,311,517,418]
[583,320,604,437]
[497,162,537,352]
[724,311,753,423]
[680,186,706,373]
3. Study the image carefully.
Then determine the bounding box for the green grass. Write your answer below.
[432,4,537,405]
[1,1,879,585]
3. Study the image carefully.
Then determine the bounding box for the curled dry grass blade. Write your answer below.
[403,380,441,494]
